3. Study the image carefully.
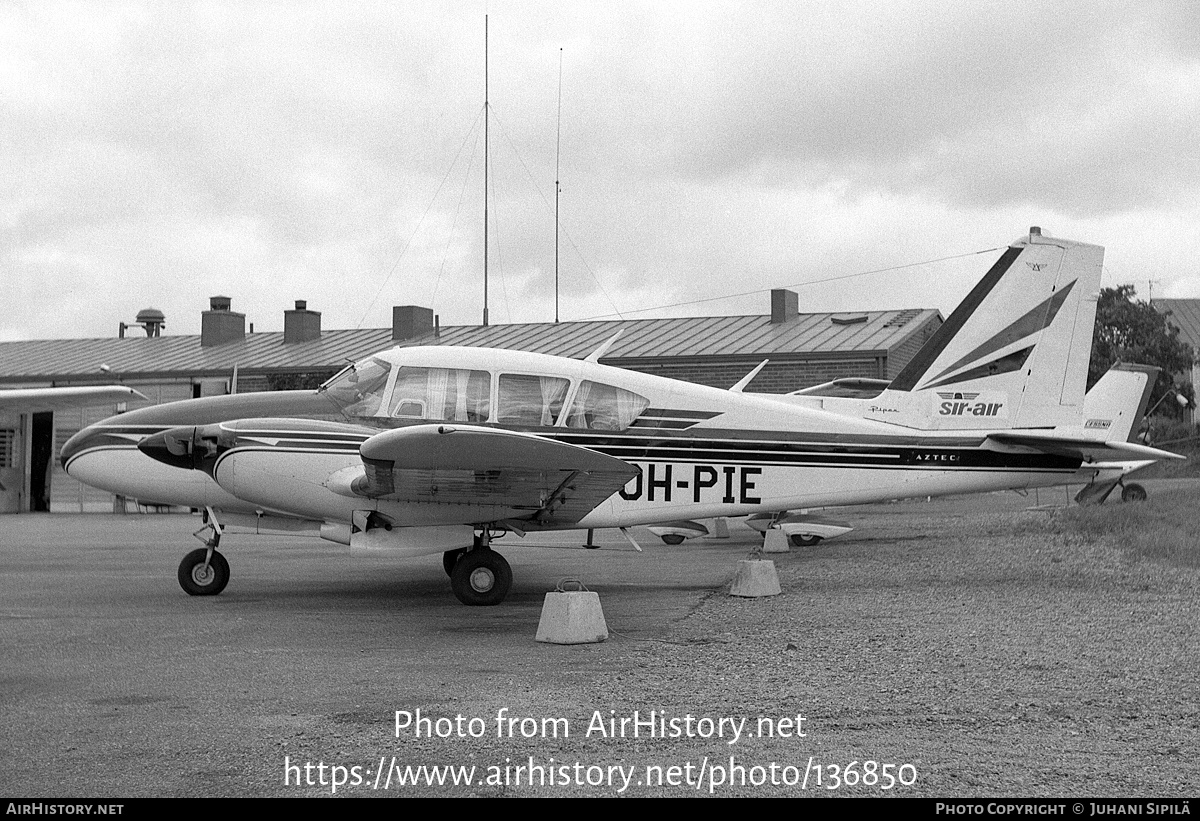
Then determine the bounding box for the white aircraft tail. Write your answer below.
[1081,363,1158,443]
[868,228,1103,430]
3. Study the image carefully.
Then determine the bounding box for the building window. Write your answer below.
[0,429,13,468]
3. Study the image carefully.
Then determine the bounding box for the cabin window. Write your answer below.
[497,374,569,427]
[565,381,649,431]
[323,357,393,417]
[390,367,491,422]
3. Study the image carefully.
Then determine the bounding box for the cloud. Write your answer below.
[1,1,1199,343]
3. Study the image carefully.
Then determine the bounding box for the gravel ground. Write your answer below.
[4,483,1198,797]
[329,484,1200,797]
[618,497,1200,797]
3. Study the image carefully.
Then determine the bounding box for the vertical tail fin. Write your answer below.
[1081,363,1158,443]
[868,228,1103,430]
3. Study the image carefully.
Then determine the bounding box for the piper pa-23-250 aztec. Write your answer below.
[61,228,1182,605]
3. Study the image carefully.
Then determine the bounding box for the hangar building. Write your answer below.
[0,291,941,513]
[1151,298,1200,425]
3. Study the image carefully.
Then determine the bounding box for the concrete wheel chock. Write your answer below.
[762,528,790,553]
[729,559,781,597]
[536,579,609,644]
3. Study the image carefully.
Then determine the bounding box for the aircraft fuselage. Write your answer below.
[62,346,1082,536]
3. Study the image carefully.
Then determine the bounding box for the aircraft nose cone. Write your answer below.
[138,427,201,470]
[60,429,88,471]
[61,427,104,472]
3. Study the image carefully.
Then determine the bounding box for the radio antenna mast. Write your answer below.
[483,15,490,326]
[555,48,562,323]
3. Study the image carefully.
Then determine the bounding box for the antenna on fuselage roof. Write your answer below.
[584,330,623,363]
[729,360,769,393]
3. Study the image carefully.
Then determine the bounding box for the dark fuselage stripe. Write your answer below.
[76,423,1082,472]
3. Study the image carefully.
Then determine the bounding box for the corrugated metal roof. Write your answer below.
[0,308,940,384]
[412,309,940,361]
[1153,299,1200,349]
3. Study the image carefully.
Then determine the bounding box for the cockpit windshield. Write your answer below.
[321,357,393,417]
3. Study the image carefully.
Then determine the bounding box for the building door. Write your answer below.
[29,411,53,512]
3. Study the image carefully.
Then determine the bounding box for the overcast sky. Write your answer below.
[3,0,1199,342]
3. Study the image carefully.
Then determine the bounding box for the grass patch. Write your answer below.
[1134,441,1200,478]
[1052,486,1200,567]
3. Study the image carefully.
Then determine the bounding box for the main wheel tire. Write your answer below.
[1121,483,1148,502]
[442,547,467,576]
[450,549,512,606]
[790,534,823,548]
[660,534,685,545]
[178,548,230,596]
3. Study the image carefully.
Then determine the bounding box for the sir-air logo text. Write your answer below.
[935,391,1008,418]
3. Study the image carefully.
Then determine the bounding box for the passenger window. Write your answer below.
[390,368,491,422]
[565,381,649,431]
[497,374,569,427]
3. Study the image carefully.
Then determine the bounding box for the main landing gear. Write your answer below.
[443,530,512,607]
[179,507,230,596]
[1120,482,1148,502]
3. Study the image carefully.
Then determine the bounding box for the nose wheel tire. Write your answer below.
[450,549,512,606]
[178,548,230,596]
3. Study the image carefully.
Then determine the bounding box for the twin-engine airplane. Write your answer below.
[61,228,1182,605]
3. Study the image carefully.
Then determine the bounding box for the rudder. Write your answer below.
[868,228,1104,430]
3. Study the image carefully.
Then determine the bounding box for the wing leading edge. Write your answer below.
[0,385,146,412]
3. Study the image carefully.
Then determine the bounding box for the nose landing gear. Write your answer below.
[178,507,230,596]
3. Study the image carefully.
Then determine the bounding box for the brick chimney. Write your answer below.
[201,296,245,347]
[284,300,321,344]
[770,289,798,324]
[392,305,434,341]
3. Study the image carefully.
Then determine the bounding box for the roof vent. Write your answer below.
[120,307,166,338]
[831,313,868,325]
[882,308,921,328]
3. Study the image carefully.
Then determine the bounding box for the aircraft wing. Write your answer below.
[986,432,1185,462]
[333,424,640,526]
[0,385,146,412]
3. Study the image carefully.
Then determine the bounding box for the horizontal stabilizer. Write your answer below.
[987,432,1184,462]
[788,377,891,398]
